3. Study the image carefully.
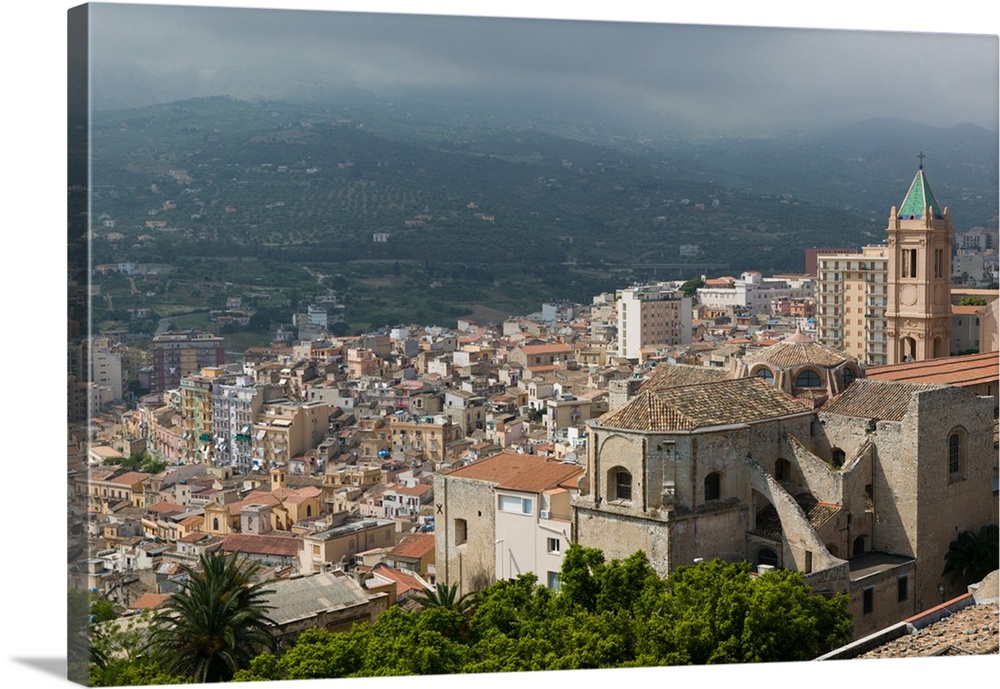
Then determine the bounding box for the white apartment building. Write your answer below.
[212,375,278,471]
[90,338,125,403]
[696,271,814,313]
[617,284,692,360]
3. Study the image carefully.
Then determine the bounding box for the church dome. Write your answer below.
[733,329,864,404]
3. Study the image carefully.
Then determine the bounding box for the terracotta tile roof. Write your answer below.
[865,351,999,388]
[389,533,435,560]
[220,533,302,558]
[639,363,730,392]
[371,563,428,598]
[445,451,584,493]
[180,515,204,529]
[148,501,185,515]
[178,531,213,543]
[820,379,942,421]
[278,486,323,504]
[600,377,812,432]
[130,593,171,611]
[110,471,153,486]
[741,339,849,369]
[389,483,432,497]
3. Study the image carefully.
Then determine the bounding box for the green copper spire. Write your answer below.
[897,152,943,219]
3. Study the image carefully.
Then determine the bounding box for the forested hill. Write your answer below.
[89,96,997,275]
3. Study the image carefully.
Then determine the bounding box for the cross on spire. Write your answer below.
[918,151,925,169]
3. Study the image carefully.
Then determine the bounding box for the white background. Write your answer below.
[2,1,997,687]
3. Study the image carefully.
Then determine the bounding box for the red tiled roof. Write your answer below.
[371,564,428,598]
[389,483,432,497]
[110,471,152,486]
[389,533,435,560]
[445,451,584,493]
[866,351,999,389]
[220,533,302,558]
[131,593,171,610]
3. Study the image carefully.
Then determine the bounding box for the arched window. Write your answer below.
[831,448,846,468]
[607,467,633,502]
[615,470,632,501]
[853,536,867,557]
[757,547,779,568]
[948,429,966,478]
[795,370,821,388]
[704,472,721,501]
[213,517,220,531]
[842,366,855,386]
[755,367,774,383]
[901,337,917,362]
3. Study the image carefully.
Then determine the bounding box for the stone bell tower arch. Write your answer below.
[885,154,952,363]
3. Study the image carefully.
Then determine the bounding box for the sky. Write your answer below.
[2,2,999,689]
[85,1,1000,136]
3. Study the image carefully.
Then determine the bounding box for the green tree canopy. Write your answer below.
[116,547,853,683]
[958,295,988,306]
[147,551,278,683]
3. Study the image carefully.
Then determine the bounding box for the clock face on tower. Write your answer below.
[900,284,917,306]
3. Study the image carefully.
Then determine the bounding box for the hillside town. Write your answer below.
[69,163,999,660]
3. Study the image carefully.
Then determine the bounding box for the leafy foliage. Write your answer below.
[147,551,278,683]
[958,295,988,306]
[943,524,1000,589]
[410,581,480,615]
[221,547,851,683]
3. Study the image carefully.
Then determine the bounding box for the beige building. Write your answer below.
[434,451,584,595]
[251,400,334,469]
[179,368,224,463]
[389,414,461,465]
[574,343,995,640]
[885,162,953,363]
[815,246,889,365]
[617,284,693,360]
[298,517,397,575]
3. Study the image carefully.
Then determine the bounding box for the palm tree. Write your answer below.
[410,581,480,615]
[148,550,278,683]
[942,524,999,588]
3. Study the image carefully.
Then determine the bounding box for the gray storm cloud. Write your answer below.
[88,3,998,134]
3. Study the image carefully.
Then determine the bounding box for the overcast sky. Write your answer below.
[86,1,999,136]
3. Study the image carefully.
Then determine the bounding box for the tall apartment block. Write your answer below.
[151,331,226,393]
[617,284,692,360]
[815,247,889,365]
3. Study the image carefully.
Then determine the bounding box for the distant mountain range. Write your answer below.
[88,97,997,276]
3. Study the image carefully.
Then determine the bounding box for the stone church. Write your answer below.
[573,164,995,639]
[574,336,995,638]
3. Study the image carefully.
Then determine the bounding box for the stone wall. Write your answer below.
[433,473,497,596]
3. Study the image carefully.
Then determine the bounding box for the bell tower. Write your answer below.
[885,154,952,363]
